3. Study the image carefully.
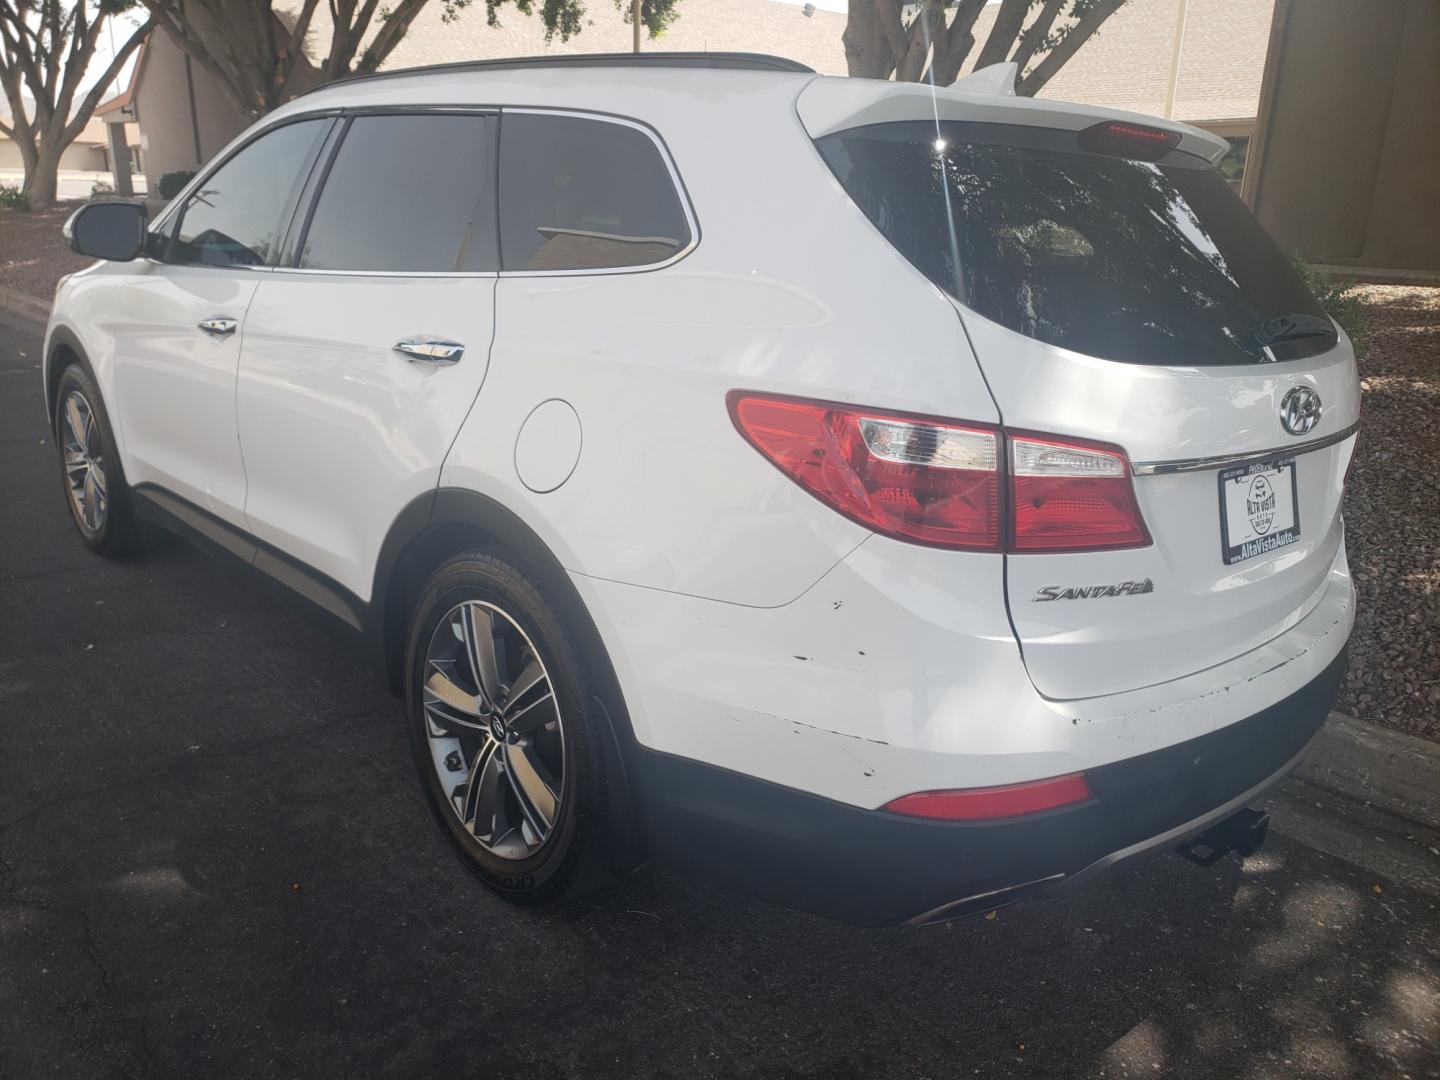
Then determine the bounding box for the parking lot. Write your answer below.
[1,318,1437,1079]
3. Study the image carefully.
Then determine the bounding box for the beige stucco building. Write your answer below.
[1243,0,1440,274]
[89,0,1280,200]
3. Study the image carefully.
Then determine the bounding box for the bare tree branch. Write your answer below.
[0,2,156,207]
[895,0,946,83]
[61,11,152,143]
[1019,0,1127,95]
[973,0,1030,70]
[848,0,1128,94]
[1011,0,1066,74]
[924,0,985,86]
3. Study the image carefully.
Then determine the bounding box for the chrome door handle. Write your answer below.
[393,338,464,366]
[198,317,237,337]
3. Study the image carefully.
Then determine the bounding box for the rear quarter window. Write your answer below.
[498,112,691,272]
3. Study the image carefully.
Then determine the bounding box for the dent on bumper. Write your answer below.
[578,536,1354,811]
[629,648,1348,927]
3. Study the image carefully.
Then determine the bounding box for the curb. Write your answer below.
[1298,711,1440,831]
[0,285,49,336]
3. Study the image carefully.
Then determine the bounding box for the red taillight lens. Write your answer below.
[727,392,1001,550]
[883,772,1094,821]
[729,392,1151,555]
[1010,434,1150,552]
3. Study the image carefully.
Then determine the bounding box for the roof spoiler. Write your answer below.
[795,74,1228,166]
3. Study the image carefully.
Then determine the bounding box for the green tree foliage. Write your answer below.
[1293,257,1367,358]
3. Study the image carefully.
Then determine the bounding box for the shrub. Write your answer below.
[1293,256,1367,358]
[90,180,114,199]
[157,170,196,200]
[0,184,30,211]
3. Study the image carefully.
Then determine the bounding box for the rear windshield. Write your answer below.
[816,121,1335,366]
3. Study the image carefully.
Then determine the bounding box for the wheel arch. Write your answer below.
[372,487,645,872]
[45,324,93,422]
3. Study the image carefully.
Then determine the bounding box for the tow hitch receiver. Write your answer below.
[1175,807,1271,867]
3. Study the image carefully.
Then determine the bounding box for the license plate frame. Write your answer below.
[1218,457,1301,566]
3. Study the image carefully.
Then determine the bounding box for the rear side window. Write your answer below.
[171,119,325,268]
[817,121,1334,366]
[498,112,691,272]
[300,113,497,272]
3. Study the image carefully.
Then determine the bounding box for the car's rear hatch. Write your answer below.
[800,76,1360,701]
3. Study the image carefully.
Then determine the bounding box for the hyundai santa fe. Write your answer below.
[45,53,1357,925]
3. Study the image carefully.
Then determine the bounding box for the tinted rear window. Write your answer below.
[498,113,691,272]
[817,121,1334,366]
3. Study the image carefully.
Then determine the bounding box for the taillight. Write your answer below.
[883,772,1094,821]
[728,392,1149,554]
[1010,434,1150,552]
[727,393,1001,550]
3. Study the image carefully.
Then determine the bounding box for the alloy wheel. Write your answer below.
[421,600,565,860]
[60,390,107,532]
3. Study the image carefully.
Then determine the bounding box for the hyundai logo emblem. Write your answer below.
[1279,386,1322,437]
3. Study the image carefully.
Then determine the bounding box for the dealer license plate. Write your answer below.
[1218,458,1300,565]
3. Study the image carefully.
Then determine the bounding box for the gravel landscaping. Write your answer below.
[0,204,96,301]
[1337,284,1440,740]
[2,207,1436,740]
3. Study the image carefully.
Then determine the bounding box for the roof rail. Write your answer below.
[306,52,815,96]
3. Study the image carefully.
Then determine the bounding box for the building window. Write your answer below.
[1219,136,1250,189]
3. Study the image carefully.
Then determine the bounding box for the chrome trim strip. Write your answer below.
[1131,422,1359,476]
[904,873,1066,927]
[270,267,499,279]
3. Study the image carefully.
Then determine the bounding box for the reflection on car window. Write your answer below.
[499,113,690,272]
[172,119,324,268]
[300,114,497,272]
[817,121,1333,366]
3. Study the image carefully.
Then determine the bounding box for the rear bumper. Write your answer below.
[631,647,1346,927]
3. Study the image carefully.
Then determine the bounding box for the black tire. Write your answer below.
[404,550,610,905]
[53,362,138,556]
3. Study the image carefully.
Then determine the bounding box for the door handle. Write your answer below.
[393,338,464,366]
[198,317,238,337]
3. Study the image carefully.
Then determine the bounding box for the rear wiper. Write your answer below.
[1251,313,1334,347]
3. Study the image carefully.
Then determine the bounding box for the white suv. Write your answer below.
[46,53,1358,925]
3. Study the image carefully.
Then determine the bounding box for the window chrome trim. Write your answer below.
[148,103,695,279]
[1130,422,1359,476]
[496,106,700,278]
[270,267,499,279]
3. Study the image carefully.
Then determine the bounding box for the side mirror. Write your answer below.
[64,201,149,262]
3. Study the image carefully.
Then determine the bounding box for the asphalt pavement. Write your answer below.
[1,318,1437,1080]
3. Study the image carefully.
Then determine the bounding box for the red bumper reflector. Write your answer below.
[883,772,1094,821]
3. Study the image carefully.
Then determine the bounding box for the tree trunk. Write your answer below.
[842,3,898,80]
[22,146,60,211]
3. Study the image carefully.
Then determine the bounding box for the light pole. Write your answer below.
[633,0,641,53]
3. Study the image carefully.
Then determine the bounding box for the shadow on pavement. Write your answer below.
[2,323,1436,1079]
